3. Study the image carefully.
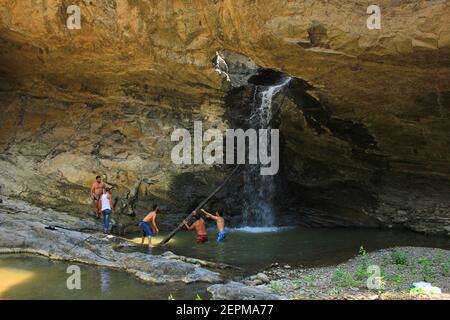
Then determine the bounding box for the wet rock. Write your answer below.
[246,279,264,286]
[208,282,282,300]
[256,273,270,284]
[270,262,279,268]
[0,197,221,284]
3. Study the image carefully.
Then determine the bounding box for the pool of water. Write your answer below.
[0,255,209,300]
[143,227,449,272]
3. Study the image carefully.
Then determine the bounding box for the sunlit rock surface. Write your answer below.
[0,197,221,283]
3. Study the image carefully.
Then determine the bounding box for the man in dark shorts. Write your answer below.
[90,175,105,219]
[183,211,208,244]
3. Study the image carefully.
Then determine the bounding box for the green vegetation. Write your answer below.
[385,273,405,290]
[418,256,435,282]
[359,246,367,257]
[331,247,373,288]
[270,281,284,294]
[441,260,449,276]
[302,275,316,287]
[294,274,316,289]
[354,263,369,281]
[409,287,426,295]
[332,268,357,288]
[289,248,447,298]
[433,253,450,276]
[390,249,409,266]
[353,246,372,281]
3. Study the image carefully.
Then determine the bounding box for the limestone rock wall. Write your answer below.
[0,0,449,234]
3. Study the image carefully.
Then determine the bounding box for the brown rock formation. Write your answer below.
[0,1,449,234]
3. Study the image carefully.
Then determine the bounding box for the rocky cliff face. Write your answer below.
[0,0,449,234]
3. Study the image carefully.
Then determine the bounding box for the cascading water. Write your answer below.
[241,77,291,227]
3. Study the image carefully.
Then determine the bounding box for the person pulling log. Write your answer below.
[183,211,208,244]
[158,165,241,246]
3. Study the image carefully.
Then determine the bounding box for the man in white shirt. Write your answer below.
[98,188,115,234]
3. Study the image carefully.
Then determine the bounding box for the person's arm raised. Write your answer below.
[183,220,195,230]
[201,209,211,215]
[201,209,217,220]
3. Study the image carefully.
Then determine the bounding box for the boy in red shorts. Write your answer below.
[183,211,208,244]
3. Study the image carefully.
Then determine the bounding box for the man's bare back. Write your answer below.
[184,213,209,244]
[191,218,207,236]
[143,211,155,223]
[143,210,158,234]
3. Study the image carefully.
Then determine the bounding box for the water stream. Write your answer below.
[242,77,291,227]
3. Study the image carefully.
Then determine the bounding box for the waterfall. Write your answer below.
[242,77,291,227]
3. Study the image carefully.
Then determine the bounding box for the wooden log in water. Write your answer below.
[158,165,241,246]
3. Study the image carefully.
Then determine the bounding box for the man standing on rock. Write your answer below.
[139,204,159,248]
[90,175,105,219]
[183,211,208,244]
[201,208,226,242]
[98,188,115,234]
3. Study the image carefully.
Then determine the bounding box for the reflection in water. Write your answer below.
[0,255,209,300]
[100,270,110,293]
[216,239,226,262]
[128,236,173,246]
[0,267,35,298]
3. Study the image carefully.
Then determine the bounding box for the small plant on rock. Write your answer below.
[332,268,357,288]
[433,253,450,276]
[386,273,405,290]
[359,246,367,257]
[418,256,435,282]
[390,249,409,266]
[270,281,284,294]
[354,263,370,281]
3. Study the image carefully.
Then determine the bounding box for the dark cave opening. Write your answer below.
[221,65,388,229]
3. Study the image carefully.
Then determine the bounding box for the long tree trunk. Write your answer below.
[158,165,241,246]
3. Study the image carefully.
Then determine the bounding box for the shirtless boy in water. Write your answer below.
[201,208,226,242]
[183,211,208,244]
[139,204,159,248]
